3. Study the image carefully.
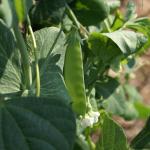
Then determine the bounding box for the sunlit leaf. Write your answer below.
[27,27,70,103]
[97,114,128,150]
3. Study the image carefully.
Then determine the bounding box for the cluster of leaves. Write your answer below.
[0,0,150,149]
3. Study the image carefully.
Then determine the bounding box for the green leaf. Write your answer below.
[134,102,150,119]
[0,0,16,27]
[126,17,150,54]
[88,30,146,64]
[0,97,76,150]
[125,0,137,21]
[0,0,32,26]
[30,0,66,27]
[131,117,150,149]
[97,114,128,150]
[95,76,119,99]
[103,85,141,120]
[0,20,22,96]
[110,11,124,31]
[27,27,70,103]
[104,30,147,54]
[71,0,109,26]
[88,32,122,63]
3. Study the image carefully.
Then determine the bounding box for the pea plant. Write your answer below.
[0,0,150,149]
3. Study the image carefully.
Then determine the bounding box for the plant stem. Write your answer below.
[87,63,106,97]
[27,15,40,97]
[65,4,80,29]
[87,136,95,150]
[104,20,111,33]
[31,14,64,90]
[65,4,89,36]
[76,136,90,150]
[47,27,63,57]
[13,25,32,89]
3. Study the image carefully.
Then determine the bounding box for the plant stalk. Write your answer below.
[104,20,111,33]
[13,25,32,89]
[65,4,89,36]
[27,15,40,97]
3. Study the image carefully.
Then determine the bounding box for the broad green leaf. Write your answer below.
[104,30,147,54]
[126,17,150,54]
[131,117,150,149]
[88,32,122,63]
[0,20,22,96]
[88,30,146,64]
[0,0,32,26]
[103,85,141,120]
[95,76,119,99]
[30,0,66,27]
[14,0,33,22]
[71,0,109,26]
[97,114,128,150]
[0,97,76,150]
[0,0,16,27]
[110,11,124,31]
[27,27,70,103]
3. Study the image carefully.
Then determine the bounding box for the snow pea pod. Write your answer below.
[64,28,87,115]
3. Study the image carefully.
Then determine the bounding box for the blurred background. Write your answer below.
[114,0,150,142]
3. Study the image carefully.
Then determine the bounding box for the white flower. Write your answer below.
[81,115,94,128]
[80,111,100,128]
[89,111,100,123]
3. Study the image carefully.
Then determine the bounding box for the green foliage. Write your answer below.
[97,114,128,150]
[14,0,32,22]
[30,0,68,27]
[0,0,16,27]
[0,20,21,96]
[131,117,150,149]
[95,76,119,99]
[88,29,147,65]
[27,27,70,103]
[103,84,142,120]
[126,17,150,54]
[125,0,137,21]
[107,0,120,13]
[134,102,150,119]
[104,30,147,54]
[71,0,109,25]
[0,97,76,150]
[0,0,150,149]
[88,32,122,63]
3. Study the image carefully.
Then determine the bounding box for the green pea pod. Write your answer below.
[64,28,87,115]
